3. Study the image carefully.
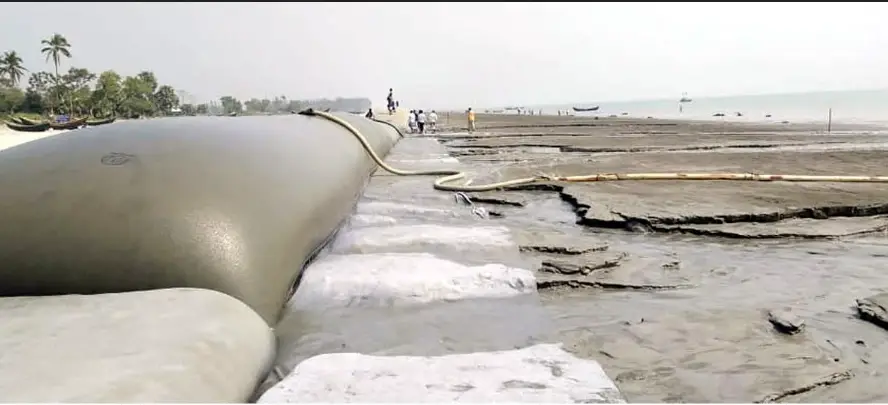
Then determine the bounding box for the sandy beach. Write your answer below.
[428,112,888,402]
[0,127,69,151]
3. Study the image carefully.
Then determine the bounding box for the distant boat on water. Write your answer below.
[572,106,600,112]
[680,92,692,103]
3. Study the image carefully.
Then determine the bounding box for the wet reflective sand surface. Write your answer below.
[273,114,888,402]
[440,114,888,402]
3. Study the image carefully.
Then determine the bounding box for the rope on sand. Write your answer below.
[299,109,888,192]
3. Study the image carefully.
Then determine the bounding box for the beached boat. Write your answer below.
[572,106,600,112]
[9,117,27,125]
[5,121,51,133]
[18,117,46,125]
[86,116,117,127]
[49,117,88,130]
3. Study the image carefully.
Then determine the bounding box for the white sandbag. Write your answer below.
[348,213,398,228]
[388,157,460,165]
[382,156,461,172]
[289,253,536,310]
[331,224,514,253]
[355,201,459,218]
[0,288,274,403]
[258,343,625,403]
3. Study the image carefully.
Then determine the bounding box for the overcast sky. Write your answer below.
[2,2,887,109]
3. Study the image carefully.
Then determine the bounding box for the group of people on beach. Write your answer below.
[380,88,476,135]
[408,109,437,134]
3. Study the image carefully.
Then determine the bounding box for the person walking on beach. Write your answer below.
[365,108,374,119]
[407,110,417,133]
[417,110,427,134]
[386,88,395,115]
[467,107,476,133]
[428,110,438,133]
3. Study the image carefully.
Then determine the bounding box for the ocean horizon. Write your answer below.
[494,89,888,125]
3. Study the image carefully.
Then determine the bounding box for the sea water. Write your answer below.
[530,88,888,125]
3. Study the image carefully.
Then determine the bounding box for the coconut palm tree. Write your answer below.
[41,33,71,77]
[41,33,72,114]
[0,51,28,87]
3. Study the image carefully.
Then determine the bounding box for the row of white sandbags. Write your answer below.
[261,196,624,403]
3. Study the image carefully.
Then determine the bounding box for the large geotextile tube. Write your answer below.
[0,113,400,324]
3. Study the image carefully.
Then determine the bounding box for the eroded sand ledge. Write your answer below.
[455,133,888,239]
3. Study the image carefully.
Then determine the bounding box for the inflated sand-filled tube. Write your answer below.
[0,113,400,324]
[0,288,274,402]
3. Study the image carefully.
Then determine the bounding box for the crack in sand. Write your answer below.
[555,188,888,239]
[518,244,610,255]
[754,370,854,403]
[465,194,526,207]
[539,253,627,276]
[537,279,694,291]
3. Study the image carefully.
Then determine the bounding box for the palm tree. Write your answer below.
[40,33,72,114]
[41,33,71,77]
[0,51,28,87]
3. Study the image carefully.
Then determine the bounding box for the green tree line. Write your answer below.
[208,96,373,116]
[0,33,374,119]
[0,33,182,119]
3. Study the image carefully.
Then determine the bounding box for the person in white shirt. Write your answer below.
[428,110,438,133]
[407,110,417,133]
[417,110,427,134]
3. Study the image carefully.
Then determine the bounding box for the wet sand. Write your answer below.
[433,113,888,402]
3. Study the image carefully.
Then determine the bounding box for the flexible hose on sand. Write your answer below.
[300,109,888,192]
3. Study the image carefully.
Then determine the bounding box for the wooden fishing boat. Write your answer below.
[18,117,46,125]
[9,117,27,125]
[49,117,88,130]
[5,121,51,133]
[86,116,117,127]
[572,106,600,112]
